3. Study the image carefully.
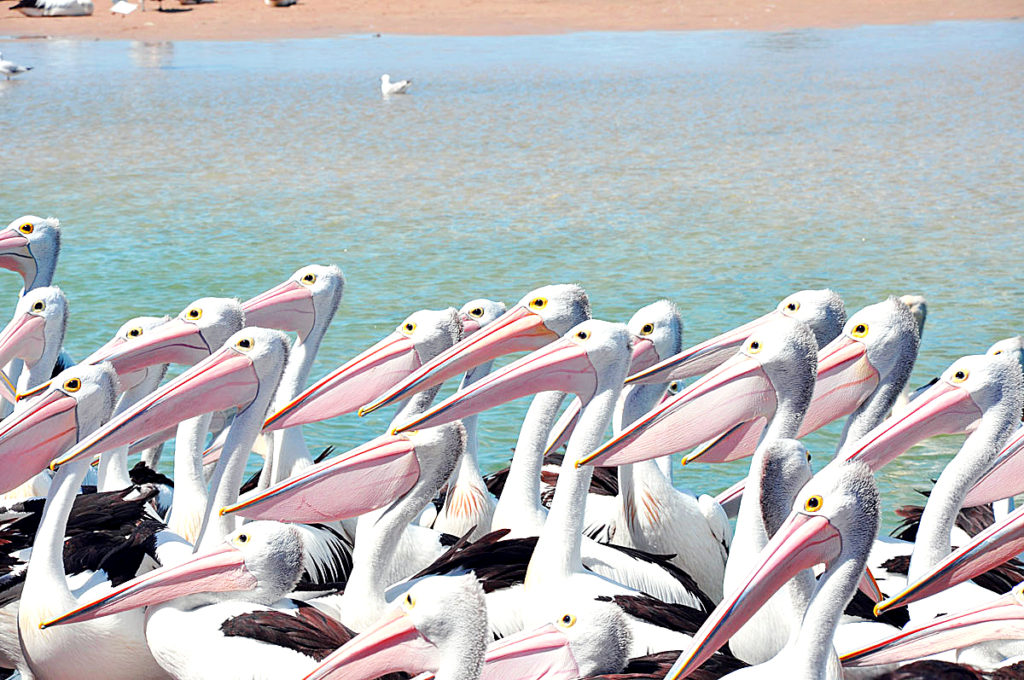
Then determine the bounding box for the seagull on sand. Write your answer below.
[381,74,412,95]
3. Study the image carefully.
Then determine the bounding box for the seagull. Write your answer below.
[381,74,412,96]
[0,53,32,81]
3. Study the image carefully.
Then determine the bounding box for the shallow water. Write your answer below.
[1,21,1023,531]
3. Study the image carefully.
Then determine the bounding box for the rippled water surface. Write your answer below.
[1,21,1023,530]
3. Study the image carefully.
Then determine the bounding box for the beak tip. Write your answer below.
[873,603,886,617]
[356,407,369,418]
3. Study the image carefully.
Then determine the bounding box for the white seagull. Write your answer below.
[381,74,412,95]
[0,53,33,81]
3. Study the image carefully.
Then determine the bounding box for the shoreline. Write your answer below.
[0,0,1021,42]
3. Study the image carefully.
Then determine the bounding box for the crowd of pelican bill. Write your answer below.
[0,213,1022,680]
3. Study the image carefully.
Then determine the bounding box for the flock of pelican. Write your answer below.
[0,213,1022,680]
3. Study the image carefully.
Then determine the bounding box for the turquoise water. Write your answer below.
[1,21,1023,530]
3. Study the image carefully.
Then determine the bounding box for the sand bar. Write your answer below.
[0,0,1021,42]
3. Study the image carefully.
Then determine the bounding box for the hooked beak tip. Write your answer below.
[873,602,887,617]
[356,407,369,418]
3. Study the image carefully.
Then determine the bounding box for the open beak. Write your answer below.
[680,334,880,465]
[242,280,315,337]
[843,587,1024,667]
[839,378,981,472]
[577,351,777,468]
[393,336,598,435]
[83,318,211,376]
[0,387,79,495]
[874,502,1024,615]
[358,304,559,418]
[478,623,579,679]
[963,425,1024,507]
[262,331,420,431]
[302,605,438,680]
[40,542,256,628]
[219,433,420,522]
[543,336,660,456]
[626,311,779,386]
[667,511,842,680]
[50,345,261,471]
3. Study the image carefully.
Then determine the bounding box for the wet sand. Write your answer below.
[0,0,1021,42]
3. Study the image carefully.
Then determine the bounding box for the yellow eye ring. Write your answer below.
[784,300,801,313]
[236,533,249,544]
[62,378,81,393]
[575,329,590,341]
[851,323,869,339]
[558,613,576,628]
[18,223,33,235]
[951,369,969,384]
[529,297,548,310]
[640,322,655,336]
[127,327,143,338]
[31,301,45,313]
[301,272,317,286]
[236,338,254,351]
[993,350,1003,355]
[186,308,203,321]
[401,321,416,335]
[667,381,680,394]
[404,593,415,608]
[804,495,823,512]
[469,307,484,318]
[747,339,762,354]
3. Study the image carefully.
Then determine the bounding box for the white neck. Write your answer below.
[264,336,320,487]
[24,457,90,603]
[97,371,165,493]
[167,413,213,544]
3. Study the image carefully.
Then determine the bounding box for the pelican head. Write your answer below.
[303,573,488,680]
[358,283,591,417]
[51,327,290,471]
[0,363,119,493]
[578,315,817,468]
[242,264,345,341]
[458,298,507,337]
[84,297,244,378]
[262,307,462,431]
[0,215,60,292]
[0,285,68,373]
[988,336,1024,376]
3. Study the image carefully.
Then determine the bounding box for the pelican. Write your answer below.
[0,53,32,80]
[241,264,345,487]
[381,74,412,95]
[892,294,927,412]
[667,460,880,680]
[10,0,93,15]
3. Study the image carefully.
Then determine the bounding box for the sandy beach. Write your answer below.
[0,0,1021,41]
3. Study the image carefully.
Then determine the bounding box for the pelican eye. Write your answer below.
[747,339,762,354]
[804,495,823,512]
[401,321,416,335]
[186,308,202,321]
[851,323,869,339]
[236,338,254,351]
[469,307,484,318]
[236,533,249,544]
[668,381,680,394]
[575,330,591,341]
[784,300,801,313]
[558,613,576,628]
[404,593,415,608]
[301,272,317,285]
[993,350,1003,355]
[18,223,34,235]
[528,297,548,310]
[806,451,812,462]
[952,369,969,384]
[640,322,655,336]
[31,300,45,312]
[62,378,81,393]
[127,327,143,338]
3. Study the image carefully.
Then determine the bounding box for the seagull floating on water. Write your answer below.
[381,74,412,96]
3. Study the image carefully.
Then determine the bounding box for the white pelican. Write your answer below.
[381,74,412,95]
[0,53,32,80]
[0,286,67,409]
[668,460,880,680]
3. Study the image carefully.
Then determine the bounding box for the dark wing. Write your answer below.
[870,659,985,679]
[585,651,747,680]
[597,595,706,637]
[412,529,535,593]
[220,601,354,661]
[63,518,164,587]
[292,523,354,592]
[594,544,716,613]
[129,461,174,488]
[844,588,909,628]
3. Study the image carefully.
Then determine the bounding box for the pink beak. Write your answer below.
[667,511,842,679]
[478,623,580,680]
[83,335,151,392]
[84,317,211,376]
[0,387,80,494]
[874,502,1024,615]
[839,379,982,472]
[0,229,33,281]
[303,605,438,680]
[626,310,779,386]
[49,345,261,471]
[393,337,598,435]
[963,424,1024,507]
[459,313,482,337]
[242,280,315,337]
[219,433,420,522]
[263,331,420,431]
[843,587,1024,667]
[0,311,46,368]
[358,304,560,417]
[577,352,777,468]
[40,542,256,628]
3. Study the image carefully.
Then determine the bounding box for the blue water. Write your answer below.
[1,21,1023,529]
